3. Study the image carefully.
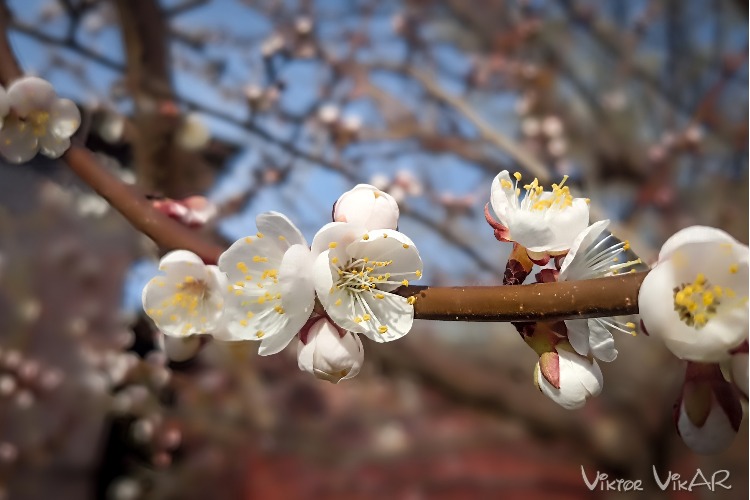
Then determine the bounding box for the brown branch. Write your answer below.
[400,272,643,322]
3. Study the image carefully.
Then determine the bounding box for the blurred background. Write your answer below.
[0,0,747,498]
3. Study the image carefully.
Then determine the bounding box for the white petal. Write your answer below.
[489,170,515,227]
[49,98,81,139]
[0,119,38,163]
[588,319,618,362]
[159,250,205,277]
[310,221,366,257]
[7,77,56,116]
[38,133,70,158]
[528,198,589,254]
[677,399,737,454]
[558,220,610,281]
[218,233,284,282]
[255,211,307,250]
[538,349,602,410]
[297,335,316,373]
[565,319,591,356]
[360,291,414,342]
[258,245,316,356]
[658,226,740,263]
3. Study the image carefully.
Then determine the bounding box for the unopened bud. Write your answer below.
[333,184,400,230]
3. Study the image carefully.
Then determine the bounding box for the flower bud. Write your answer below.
[333,184,399,231]
[160,334,203,362]
[534,343,603,410]
[676,363,742,454]
[297,318,364,383]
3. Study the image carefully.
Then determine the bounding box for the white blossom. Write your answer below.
[312,222,422,342]
[559,220,643,362]
[333,183,400,231]
[142,250,227,337]
[218,212,315,355]
[638,226,748,362]
[297,317,364,383]
[0,77,80,163]
[487,170,589,257]
[534,344,603,410]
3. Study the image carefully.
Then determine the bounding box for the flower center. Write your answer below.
[22,111,51,137]
[672,273,741,329]
[501,172,583,213]
[335,257,396,293]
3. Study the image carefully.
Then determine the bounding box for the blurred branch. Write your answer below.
[371,63,550,182]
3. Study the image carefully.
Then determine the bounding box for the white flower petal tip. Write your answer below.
[638,226,748,362]
[312,224,422,343]
[676,364,743,454]
[297,317,364,383]
[218,213,315,355]
[142,251,227,337]
[488,170,589,254]
[333,184,400,231]
[534,347,603,410]
[0,76,80,164]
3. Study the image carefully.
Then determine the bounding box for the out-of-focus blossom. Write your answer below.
[297,317,363,383]
[486,170,590,257]
[175,113,210,151]
[638,226,748,362]
[333,184,399,231]
[261,33,286,57]
[521,117,540,137]
[541,115,563,138]
[0,77,81,163]
[318,104,340,125]
[152,196,218,228]
[142,250,227,337]
[558,220,642,362]
[534,343,603,410]
[676,363,742,454]
[218,212,315,355]
[312,223,422,342]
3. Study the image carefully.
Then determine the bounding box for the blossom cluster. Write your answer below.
[485,170,748,453]
[0,77,80,163]
[143,184,422,383]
